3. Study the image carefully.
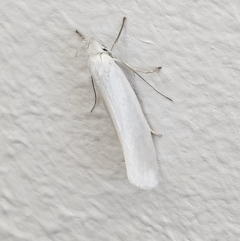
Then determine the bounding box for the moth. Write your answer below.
[76,17,171,189]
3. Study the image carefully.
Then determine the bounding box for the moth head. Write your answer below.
[87,38,110,56]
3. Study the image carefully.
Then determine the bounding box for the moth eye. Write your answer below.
[102,45,108,51]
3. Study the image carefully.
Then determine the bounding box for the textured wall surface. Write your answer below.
[1,1,240,240]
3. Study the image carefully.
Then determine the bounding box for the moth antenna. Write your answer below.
[76,30,85,40]
[111,17,126,51]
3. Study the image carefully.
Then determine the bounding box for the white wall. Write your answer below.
[1,1,240,240]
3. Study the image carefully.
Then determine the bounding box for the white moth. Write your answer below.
[77,18,171,189]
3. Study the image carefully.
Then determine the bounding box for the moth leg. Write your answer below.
[113,58,173,102]
[150,129,162,137]
[121,62,161,74]
[113,58,161,73]
[147,119,162,137]
[90,76,98,112]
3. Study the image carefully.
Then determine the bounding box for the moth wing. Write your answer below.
[90,54,159,189]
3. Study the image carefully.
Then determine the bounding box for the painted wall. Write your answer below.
[1,1,240,240]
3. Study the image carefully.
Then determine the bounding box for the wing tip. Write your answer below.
[128,174,160,190]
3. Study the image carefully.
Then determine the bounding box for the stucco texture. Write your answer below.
[1,1,240,240]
